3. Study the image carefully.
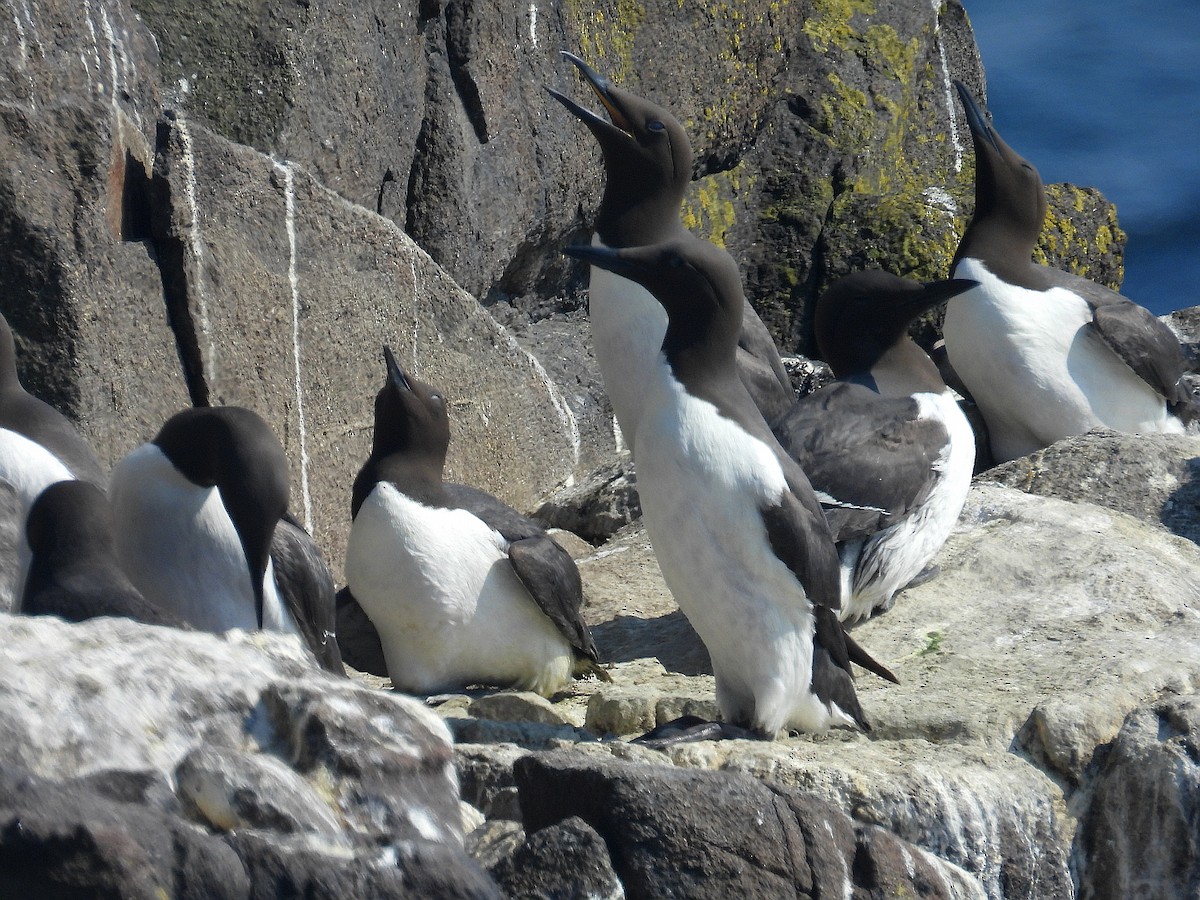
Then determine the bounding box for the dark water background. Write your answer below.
[966,2,1200,314]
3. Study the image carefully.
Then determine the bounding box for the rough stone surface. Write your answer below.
[3,1,1195,896]
[982,430,1200,545]
[0,0,192,463]
[0,615,462,846]
[515,750,988,900]
[1075,695,1200,900]
[0,763,250,900]
[150,114,580,566]
[487,815,624,900]
[227,830,503,900]
[534,459,642,546]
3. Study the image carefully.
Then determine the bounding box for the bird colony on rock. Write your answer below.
[1,52,1195,746]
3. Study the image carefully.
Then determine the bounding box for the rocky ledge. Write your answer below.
[3,0,1199,897]
[3,432,1198,898]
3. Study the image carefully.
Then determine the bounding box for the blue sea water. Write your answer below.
[965,2,1200,314]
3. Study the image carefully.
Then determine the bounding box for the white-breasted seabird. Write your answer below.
[564,239,897,738]
[343,347,604,697]
[0,311,107,600]
[108,406,342,672]
[944,81,1198,463]
[774,271,978,623]
[548,52,795,455]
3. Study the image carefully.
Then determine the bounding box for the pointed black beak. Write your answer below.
[953,80,1001,154]
[383,345,412,393]
[913,277,980,314]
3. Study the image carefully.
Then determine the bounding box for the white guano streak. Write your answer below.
[274,158,314,531]
[528,3,538,48]
[931,0,964,172]
[176,110,217,387]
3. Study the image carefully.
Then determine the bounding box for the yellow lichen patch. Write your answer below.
[565,0,646,82]
[803,0,877,53]
[681,163,755,248]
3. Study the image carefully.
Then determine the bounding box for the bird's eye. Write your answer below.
[648,120,665,132]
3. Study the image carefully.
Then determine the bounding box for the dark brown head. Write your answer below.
[564,237,744,373]
[548,52,692,246]
[954,81,1048,272]
[816,271,978,394]
[153,406,289,624]
[370,346,450,473]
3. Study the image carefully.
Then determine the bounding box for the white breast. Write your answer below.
[344,483,574,696]
[945,259,1181,462]
[0,428,76,600]
[635,370,856,736]
[587,234,669,458]
[840,390,975,623]
[109,444,293,634]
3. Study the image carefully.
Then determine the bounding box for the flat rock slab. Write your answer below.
[982,430,1200,546]
[153,116,580,566]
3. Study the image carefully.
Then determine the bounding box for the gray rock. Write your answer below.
[455,743,529,821]
[514,750,986,900]
[150,113,581,567]
[1166,305,1200,370]
[0,482,22,614]
[1075,695,1200,899]
[535,460,642,546]
[0,614,462,848]
[0,763,249,900]
[227,830,503,900]
[982,430,1200,545]
[0,0,191,465]
[468,691,580,728]
[465,818,525,870]
[176,746,345,838]
[488,815,624,900]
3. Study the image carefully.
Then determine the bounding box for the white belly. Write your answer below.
[636,372,856,736]
[0,428,77,598]
[344,483,573,696]
[946,259,1180,462]
[109,444,294,634]
[840,391,975,622]
[588,234,669,459]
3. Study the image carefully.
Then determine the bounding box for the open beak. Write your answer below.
[546,51,634,136]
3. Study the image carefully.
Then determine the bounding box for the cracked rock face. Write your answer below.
[0,614,492,896]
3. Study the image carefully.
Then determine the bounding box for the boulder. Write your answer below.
[0,763,249,900]
[485,815,624,900]
[982,431,1200,545]
[513,750,987,900]
[447,472,1200,897]
[1075,694,1200,899]
[0,615,462,846]
[149,114,581,565]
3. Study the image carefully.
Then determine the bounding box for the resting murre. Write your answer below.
[548,52,795,455]
[108,406,342,672]
[774,271,978,623]
[564,238,897,738]
[0,311,107,598]
[343,347,603,697]
[943,81,1198,463]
